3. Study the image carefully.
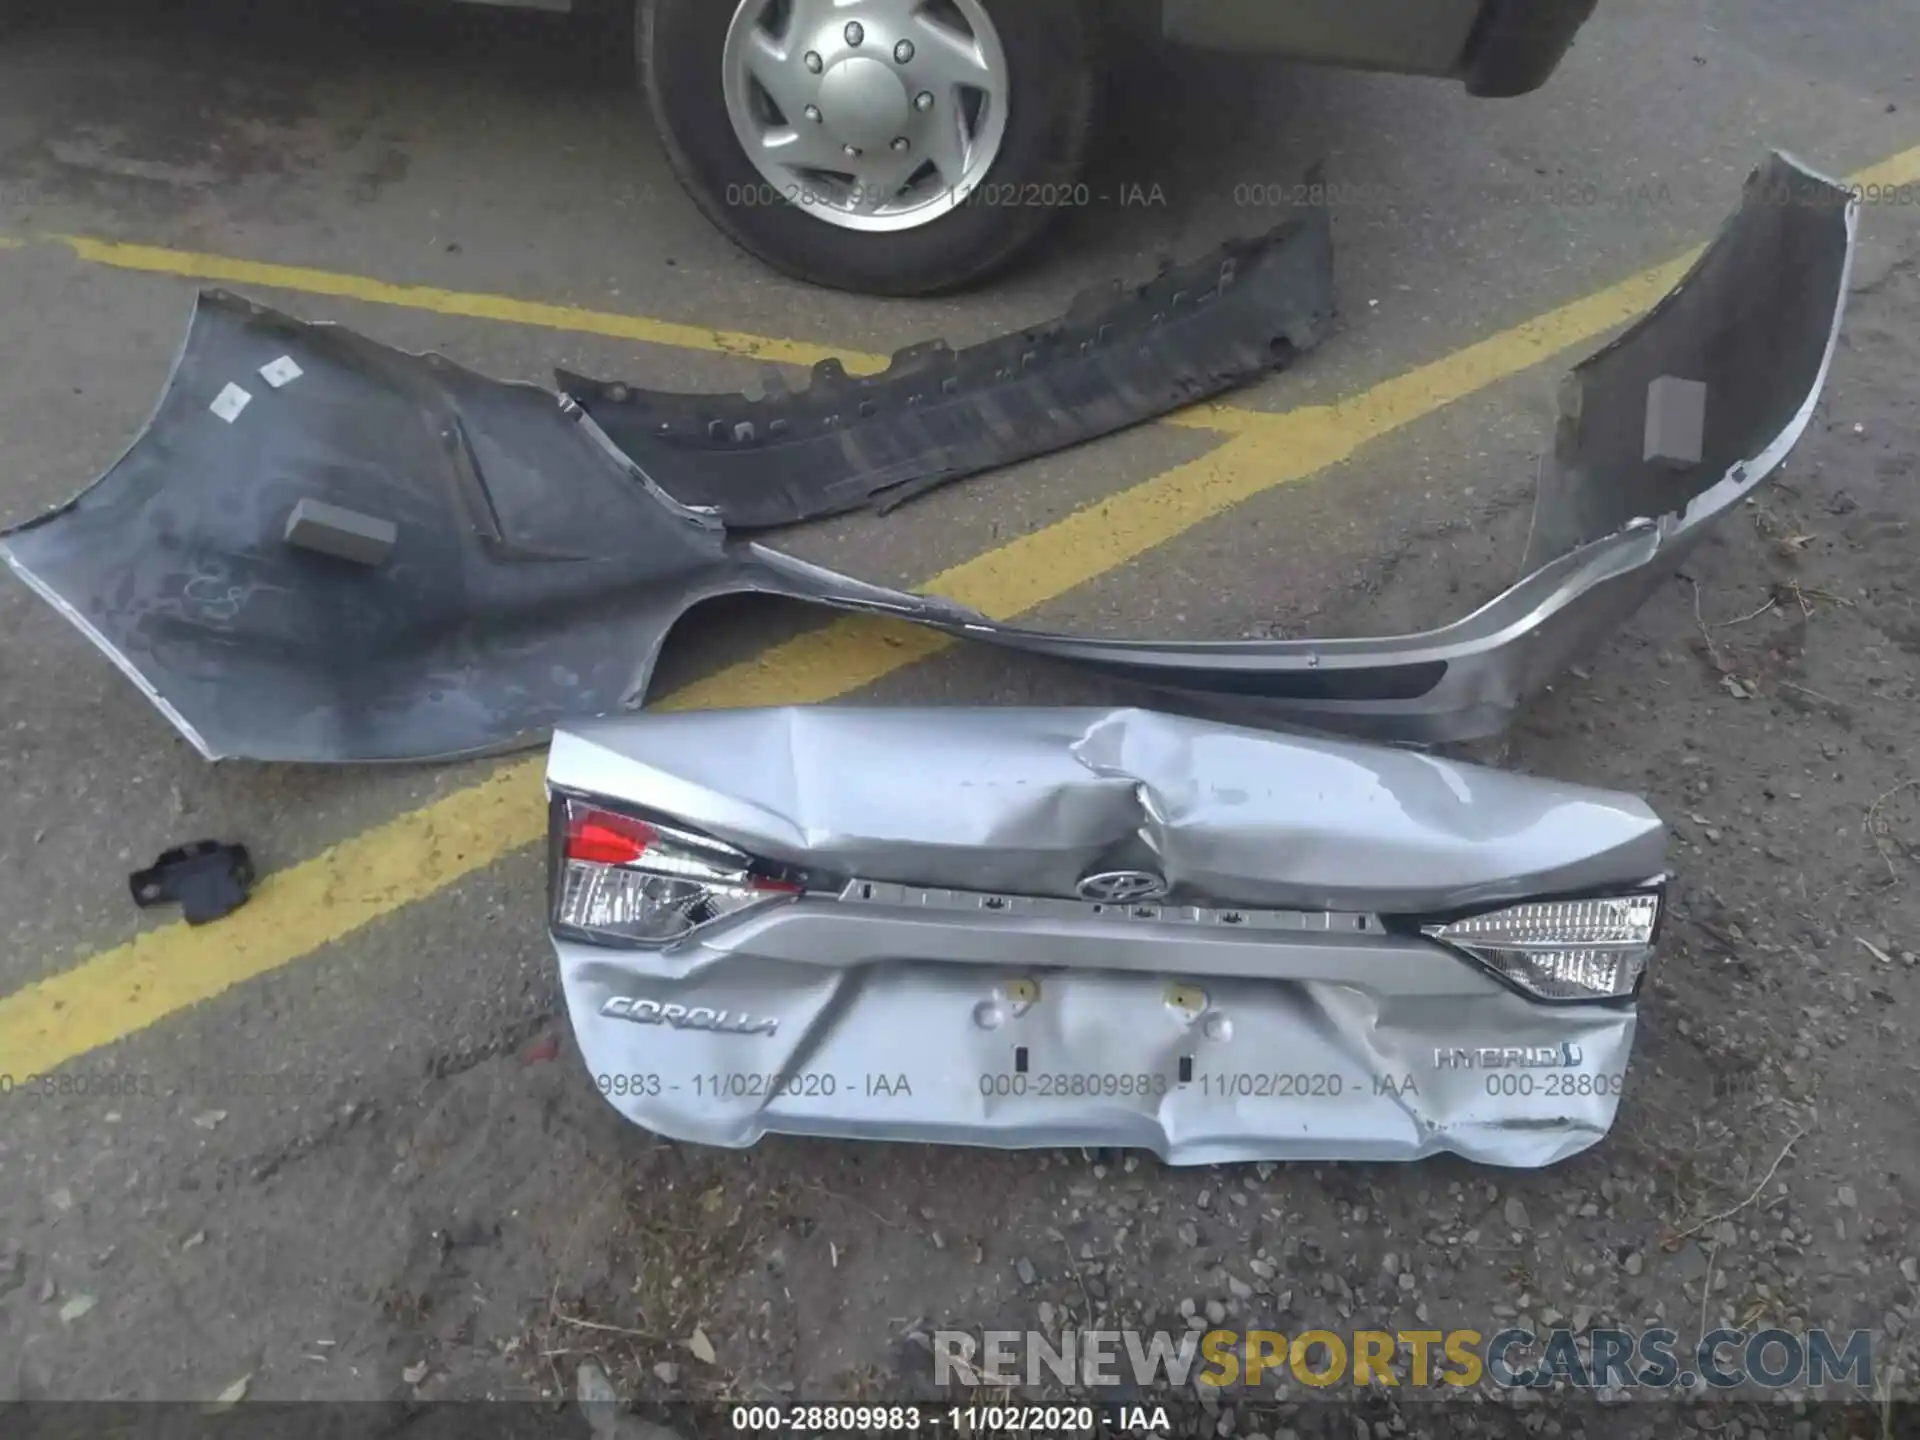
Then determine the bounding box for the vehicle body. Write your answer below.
[1157,0,1599,96]
[628,0,1602,293]
[4,0,1595,293]
[547,706,1667,1167]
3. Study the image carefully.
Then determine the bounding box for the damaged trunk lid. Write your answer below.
[546,707,1668,1167]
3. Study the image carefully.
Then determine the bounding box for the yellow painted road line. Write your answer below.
[30,134,1920,389]
[50,235,882,372]
[41,236,1270,433]
[39,236,1273,434]
[4,144,1916,1077]
[1854,146,1920,187]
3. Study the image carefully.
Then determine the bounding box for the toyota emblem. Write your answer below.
[1076,870,1170,904]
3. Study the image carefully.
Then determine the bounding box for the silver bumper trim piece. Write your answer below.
[835,880,1381,935]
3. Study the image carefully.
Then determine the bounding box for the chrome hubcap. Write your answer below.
[721,0,1011,233]
[818,56,908,152]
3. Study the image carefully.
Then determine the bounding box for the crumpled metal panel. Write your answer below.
[0,153,1856,762]
[548,707,1666,1166]
[552,706,1665,913]
[559,213,1335,528]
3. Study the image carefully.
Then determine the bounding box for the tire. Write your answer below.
[639,0,1102,296]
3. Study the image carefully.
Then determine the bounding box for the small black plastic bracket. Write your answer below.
[128,841,255,925]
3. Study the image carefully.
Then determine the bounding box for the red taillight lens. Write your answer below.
[565,808,656,866]
[552,796,805,947]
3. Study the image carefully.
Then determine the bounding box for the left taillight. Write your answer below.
[550,796,802,947]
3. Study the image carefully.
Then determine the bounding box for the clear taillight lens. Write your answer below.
[1423,891,1661,1002]
[552,798,799,947]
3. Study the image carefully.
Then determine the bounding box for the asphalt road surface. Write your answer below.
[1,0,1917,1421]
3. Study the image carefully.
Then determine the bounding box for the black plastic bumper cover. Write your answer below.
[560,211,1334,529]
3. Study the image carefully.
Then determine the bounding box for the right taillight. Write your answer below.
[551,797,801,947]
[1421,890,1662,1002]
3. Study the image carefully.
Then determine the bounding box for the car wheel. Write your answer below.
[639,0,1101,296]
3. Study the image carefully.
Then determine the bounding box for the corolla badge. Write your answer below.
[1076,870,1171,904]
[601,996,779,1037]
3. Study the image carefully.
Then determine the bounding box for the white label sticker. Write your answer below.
[259,355,304,389]
[209,383,253,423]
